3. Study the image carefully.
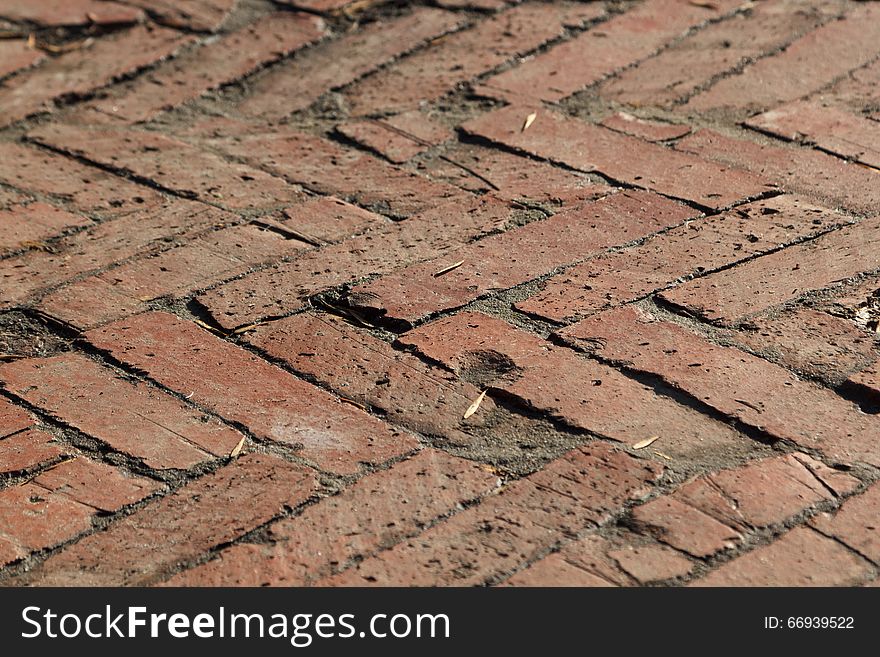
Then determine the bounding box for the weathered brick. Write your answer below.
[599,112,690,142]
[747,100,880,168]
[600,0,837,108]
[819,57,880,117]
[811,482,880,564]
[398,311,752,460]
[29,123,308,211]
[0,429,68,475]
[322,443,662,585]
[89,13,325,123]
[344,2,604,116]
[239,8,465,120]
[0,0,143,27]
[85,312,418,474]
[16,453,317,585]
[37,224,312,329]
[847,363,880,403]
[246,313,497,448]
[276,196,386,243]
[194,122,467,218]
[0,353,244,470]
[675,453,859,529]
[731,307,878,384]
[633,496,742,558]
[0,202,91,255]
[33,457,160,512]
[337,111,453,163]
[0,483,94,565]
[0,40,45,79]
[124,0,234,31]
[659,218,880,325]
[479,0,740,103]
[0,142,164,218]
[691,527,872,586]
[196,196,511,329]
[676,129,880,215]
[504,535,630,587]
[0,396,34,438]
[416,143,612,208]
[608,544,694,584]
[463,105,773,209]
[0,200,232,308]
[277,0,359,13]
[517,195,844,323]
[164,449,501,585]
[349,191,697,325]
[559,306,880,466]
[687,3,880,113]
[0,24,189,128]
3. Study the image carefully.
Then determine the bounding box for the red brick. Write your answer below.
[600,0,837,108]
[398,311,752,460]
[818,57,880,116]
[0,483,94,565]
[0,0,143,27]
[0,200,233,308]
[660,218,880,325]
[686,3,880,113]
[33,457,160,512]
[337,112,453,163]
[0,24,189,128]
[463,105,773,209]
[558,306,880,466]
[517,195,844,323]
[85,312,418,474]
[278,0,357,13]
[0,397,34,438]
[194,122,467,218]
[416,143,613,208]
[504,535,629,587]
[29,123,308,211]
[164,449,501,585]
[0,40,45,78]
[691,527,871,586]
[322,443,662,585]
[731,308,878,384]
[89,13,325,123]
[124,0,234,31]
[37,224,312,329]
[608,544,694,584]
[677,453,859,529]
[847,364,880,402]
[0,429,68,475]
[479,0,741,103]
[676,129,880,215]
[239,8,465,120]
[344,2,604,116]
[196,196,511,329]
[0,353,244,470]
[633,496,741,558]
[246,313,497,448]
[16,453,317,585]
[0,202,91,255]
[0,142,164,218]
[811,482,880,564]
[349,191,698,325]
[277,196,385,243]
[747,100,880,168]
[599,112,690,142]
[436,0,507,9]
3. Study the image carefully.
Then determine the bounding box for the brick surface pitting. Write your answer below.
[1,0,878,588]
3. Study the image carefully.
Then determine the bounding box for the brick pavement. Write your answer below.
[0,0,878,588]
